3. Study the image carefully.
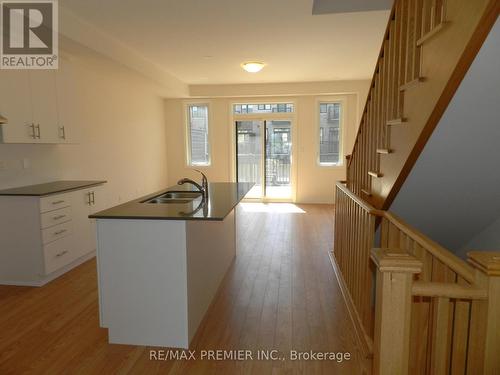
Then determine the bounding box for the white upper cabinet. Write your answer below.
[55,59,82,144]
[29,71,60,143]
[0,70,36,143]
[0,59,81,144]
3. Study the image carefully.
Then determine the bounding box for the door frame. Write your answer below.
[230,100,297,202]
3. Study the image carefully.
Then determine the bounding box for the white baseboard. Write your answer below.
[0,251,96,287]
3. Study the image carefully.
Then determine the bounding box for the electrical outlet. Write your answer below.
[22,158,30,169]
[0,160,5,171]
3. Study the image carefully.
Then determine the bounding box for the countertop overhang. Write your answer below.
[90,182,253,221]
[0,180,107,197]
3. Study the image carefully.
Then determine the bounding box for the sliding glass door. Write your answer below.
[236,120,263,199]
[236,119,292,200]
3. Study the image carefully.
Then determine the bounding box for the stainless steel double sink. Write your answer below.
[142,191,202,204]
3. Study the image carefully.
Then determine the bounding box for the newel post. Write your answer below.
[371,248,422,375]
[468,251,500,375]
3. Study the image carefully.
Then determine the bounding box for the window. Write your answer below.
[233,103,294,114]
[318,102,342,165]
[187,104,210,166]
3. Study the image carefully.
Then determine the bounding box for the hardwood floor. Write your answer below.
[0,203,369,374]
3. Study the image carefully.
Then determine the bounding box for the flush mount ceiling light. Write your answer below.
[241,61,266,73]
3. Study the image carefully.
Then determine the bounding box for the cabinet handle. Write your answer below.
[29,123,36,139]
[60,126,66,140]
[54,229,67,235]
[91,191,95,205]
[87,192,92,206]
[52,200,65,205]
[53,214,66,220]
[35,124,41,139]
[56,250,68,257]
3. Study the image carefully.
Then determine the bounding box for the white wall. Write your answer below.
[459,216,500,258]
[390,19,500,254]
[0,47,169,209]
[165,81,369,204]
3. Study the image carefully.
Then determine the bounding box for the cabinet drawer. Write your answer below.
[43,235,77,275]
[40,206,72,229]
[40,193,71,213]
[41,221,72,244]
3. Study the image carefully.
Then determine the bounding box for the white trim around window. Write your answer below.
[184,101,212,167]
[315,96,346,168]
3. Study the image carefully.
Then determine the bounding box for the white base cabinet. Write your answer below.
[0,185,104,286]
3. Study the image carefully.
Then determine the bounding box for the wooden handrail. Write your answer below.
[412,281,488,300]
[335,182,383,216]
[383,211,476,283]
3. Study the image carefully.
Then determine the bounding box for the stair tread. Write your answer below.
[417,22,447,47]
[368,171,383,178]
[387,118,407,125]
[361,189,372,196]
[400,77,425,91]
[377,148,392,154]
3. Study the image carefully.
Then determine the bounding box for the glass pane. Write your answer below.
[236,121,262,198]
[188,105,210,165]
[265,120,292,199]
[319,103,341,165]
[233,103,294,114]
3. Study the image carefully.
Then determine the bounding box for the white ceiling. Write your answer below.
[313,0,393,14]
[59,0,389,85]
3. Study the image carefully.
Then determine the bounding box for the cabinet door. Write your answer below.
[71,188,95,259]
[88,186,105,215]
[55,59,82,144]
[29,71,59,143]
[0,70,36,143]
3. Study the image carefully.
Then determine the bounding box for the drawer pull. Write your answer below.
[54,229,67,236]
[52,200,65,205]
[53,215,66,220]
[55,250,68,257]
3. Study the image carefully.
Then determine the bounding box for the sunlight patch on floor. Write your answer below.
[239,202,306,213]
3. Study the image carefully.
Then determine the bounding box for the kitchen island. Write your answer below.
[90,182,252,348]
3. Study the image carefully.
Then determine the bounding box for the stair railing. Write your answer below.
[332,181,500,374]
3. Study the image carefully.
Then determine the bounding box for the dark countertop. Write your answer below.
[0,180,107,197]
[90,182,253,221]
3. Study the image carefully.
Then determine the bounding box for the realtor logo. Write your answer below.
[0,0,58,69]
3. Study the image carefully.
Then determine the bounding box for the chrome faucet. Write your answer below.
[177,169,209,199]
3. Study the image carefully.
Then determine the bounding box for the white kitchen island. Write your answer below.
[91,182,252,348]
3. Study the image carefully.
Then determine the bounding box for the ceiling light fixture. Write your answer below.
[241,61,266,73]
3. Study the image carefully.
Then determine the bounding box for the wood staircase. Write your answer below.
[346,0,499,210]
[333,0,500,374]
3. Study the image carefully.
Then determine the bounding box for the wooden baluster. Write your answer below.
[387,222,400,249]
[375,68,383,163]
[371,248,423,375]
[413,0,423,81]
[429,296,451,374]
[450,276,471,374]
[382,40,390,146]
[388,21,395,121]
[393,1,403,120]
[397,0,408,119]
[405,0,415,84]
[422,0,432,38]
[430,0,437,30]
[468,251,500,375]
[380,217,389,248]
